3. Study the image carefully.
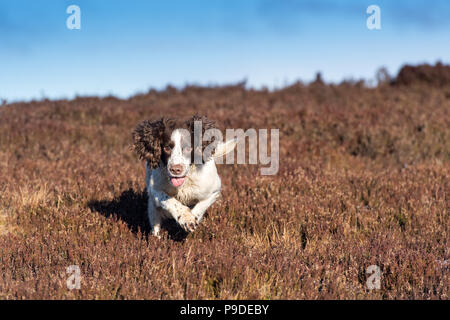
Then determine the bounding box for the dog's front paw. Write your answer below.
[151,225,161,238]
[177,209,198,233]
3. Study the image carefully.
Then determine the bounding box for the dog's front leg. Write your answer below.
[152,189,198,232]
[191,191,220,222]
[147,196,163,237]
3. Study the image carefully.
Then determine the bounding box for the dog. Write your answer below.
[132,115,237,237]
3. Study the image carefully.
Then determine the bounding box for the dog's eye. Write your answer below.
[163,145,171,152]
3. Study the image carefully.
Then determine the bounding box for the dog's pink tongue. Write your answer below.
[171,177,185,187]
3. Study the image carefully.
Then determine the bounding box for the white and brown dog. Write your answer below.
[132,116,237,237]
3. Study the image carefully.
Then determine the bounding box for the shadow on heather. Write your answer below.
[88,188,188,241]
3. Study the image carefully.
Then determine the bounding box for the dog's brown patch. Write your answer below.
[132,117,177,168]
[133,115,218,167]
[185,115,218,163]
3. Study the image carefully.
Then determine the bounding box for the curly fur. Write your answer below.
[185,115,218,162]
[133,115,217,167]
[132,117,176,169]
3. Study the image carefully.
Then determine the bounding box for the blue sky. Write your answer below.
[1,0,450,102]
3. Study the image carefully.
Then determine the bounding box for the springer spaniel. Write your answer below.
[132,116,237,237]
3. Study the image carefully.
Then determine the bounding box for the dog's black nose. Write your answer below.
[169,164,184,175]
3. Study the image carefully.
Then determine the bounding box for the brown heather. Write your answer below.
[0,64,448,299]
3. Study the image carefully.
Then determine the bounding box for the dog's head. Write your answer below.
[133,115,236,188]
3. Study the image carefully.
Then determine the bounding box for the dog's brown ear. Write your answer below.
[186,115,216,132]
[185,115,218,162]
[132,118,167,169]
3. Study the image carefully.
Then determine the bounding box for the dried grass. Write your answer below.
[0,63,448,299]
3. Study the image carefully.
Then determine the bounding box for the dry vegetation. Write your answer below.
[0,63,448,299]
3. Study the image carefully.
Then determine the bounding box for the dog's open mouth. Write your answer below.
[170,176,186,187]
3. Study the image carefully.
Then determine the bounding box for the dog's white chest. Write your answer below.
[175,182,201,207]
